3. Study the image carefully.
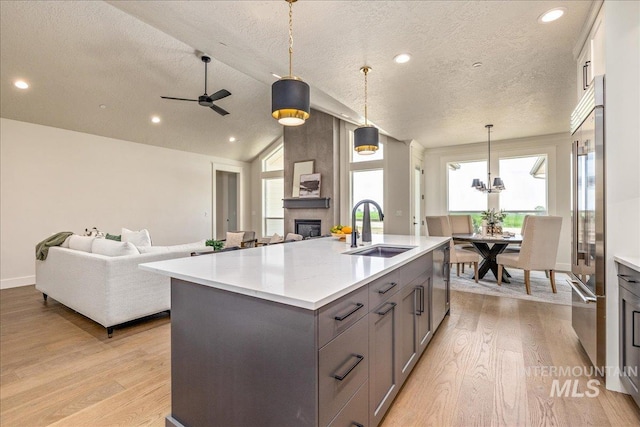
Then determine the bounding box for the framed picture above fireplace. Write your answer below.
[299,173,321,198]
[292,160,314,197]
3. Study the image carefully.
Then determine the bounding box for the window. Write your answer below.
[263,144,283,171]
[447,160,488,213]
[261,143,284,236]
[349,130,384,234]
[263,177,284,235]
[446,155,547,233]
[499,155,547,233]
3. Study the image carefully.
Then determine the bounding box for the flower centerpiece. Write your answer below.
[480,209,507,236]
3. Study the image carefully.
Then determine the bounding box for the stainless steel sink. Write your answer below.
[347,245,415,258]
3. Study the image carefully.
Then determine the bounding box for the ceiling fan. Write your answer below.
[161,55,231,116]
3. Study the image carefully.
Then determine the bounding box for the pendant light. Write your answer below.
[271,0,310,126]
[471,124,506,193]
[354,66,379,155]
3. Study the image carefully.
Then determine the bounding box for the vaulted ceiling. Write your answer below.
[0,1,592,162]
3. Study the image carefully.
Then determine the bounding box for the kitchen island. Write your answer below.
[140,234,450,427]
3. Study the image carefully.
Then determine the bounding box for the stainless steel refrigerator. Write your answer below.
[569,74,605,369]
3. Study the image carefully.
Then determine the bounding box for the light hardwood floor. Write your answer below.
[1,285,639,426]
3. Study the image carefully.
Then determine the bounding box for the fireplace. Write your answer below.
[295,219,321,239]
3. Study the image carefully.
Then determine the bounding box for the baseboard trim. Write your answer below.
[1,276,35,289]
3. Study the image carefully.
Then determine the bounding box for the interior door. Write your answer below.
[411,162,424,236]
[216,170,239,237]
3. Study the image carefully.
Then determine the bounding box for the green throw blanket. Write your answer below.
[35,231,74,261]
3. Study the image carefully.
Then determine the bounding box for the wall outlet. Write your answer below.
[395,210,402,216]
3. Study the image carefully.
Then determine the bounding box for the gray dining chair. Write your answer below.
[426,215,479,282]
[496,216,562,294]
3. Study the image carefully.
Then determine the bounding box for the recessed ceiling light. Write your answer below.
[538,7,566,23]
[393,53,411,64]
[14,80,29,89]
[271,72,282,79]
[472,62,483,68]
[229,137,236,142]
[99,104,107,109]
[151,116,161,124]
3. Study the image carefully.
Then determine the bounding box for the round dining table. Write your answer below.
[452,233,523,283]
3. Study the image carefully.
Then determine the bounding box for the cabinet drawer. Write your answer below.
[368,271,400,308]
[327,380,369,427]
[319,316,369,427]
[618,263,640,296]
[400,253,432,286]
[318,285,369,348]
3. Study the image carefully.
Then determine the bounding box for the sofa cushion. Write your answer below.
[68,235,95,252]
[224,232,245,248]
[138,240,209,254]
[121,228,151,247]
[91,239,140,257]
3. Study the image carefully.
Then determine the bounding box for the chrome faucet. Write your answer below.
[351,199,384,247]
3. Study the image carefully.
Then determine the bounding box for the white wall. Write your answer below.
[424,132,572,271]
[0,118,250,289]
[604,0,640,393]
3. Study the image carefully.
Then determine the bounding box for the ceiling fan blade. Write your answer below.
[161,96,198,102]
[210,104,230,116]
[209,89,231,102]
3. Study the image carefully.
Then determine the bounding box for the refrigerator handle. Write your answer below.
[567,279,597,303]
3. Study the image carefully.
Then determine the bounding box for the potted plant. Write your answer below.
[480,209,507,235]
[206,239,224,251]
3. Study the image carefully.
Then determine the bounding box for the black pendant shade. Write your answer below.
[354,125,379,155]
[271,77,310,126]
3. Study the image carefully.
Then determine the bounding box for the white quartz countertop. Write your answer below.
[614,255,640,271]
[140,234,449,310]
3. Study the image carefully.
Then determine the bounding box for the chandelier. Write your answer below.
[471,124,505,193]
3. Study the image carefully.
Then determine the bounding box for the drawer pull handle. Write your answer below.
[619,274,640,284]
[376,302,397,316]
[416,285,425,315]
[351,423,364,427]
[634,311,640,348]
[334,303,364,321]
[378,282,398,294]
[333,354,364,381]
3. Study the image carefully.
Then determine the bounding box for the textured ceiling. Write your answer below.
[0,1,592,161]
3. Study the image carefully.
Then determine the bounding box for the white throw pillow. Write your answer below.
[269,233,284,244]
[121,228,152,247]
[68,235,95,252]
[224,232,245,248]
[60,235,72,248]
[91,239,140,257]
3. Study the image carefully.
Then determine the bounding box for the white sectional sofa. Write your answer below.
[35,236,210,337]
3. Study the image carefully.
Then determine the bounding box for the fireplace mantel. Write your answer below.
[282,197,331,209]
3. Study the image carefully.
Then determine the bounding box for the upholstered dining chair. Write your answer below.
[496,216,562,295]
[448,214,474,252]
[504,214,529,254]
[222,231,257,249]
[449,214,473,235]
[426,215,479,282]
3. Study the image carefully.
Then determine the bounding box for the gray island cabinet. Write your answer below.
[140,235,450,427]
